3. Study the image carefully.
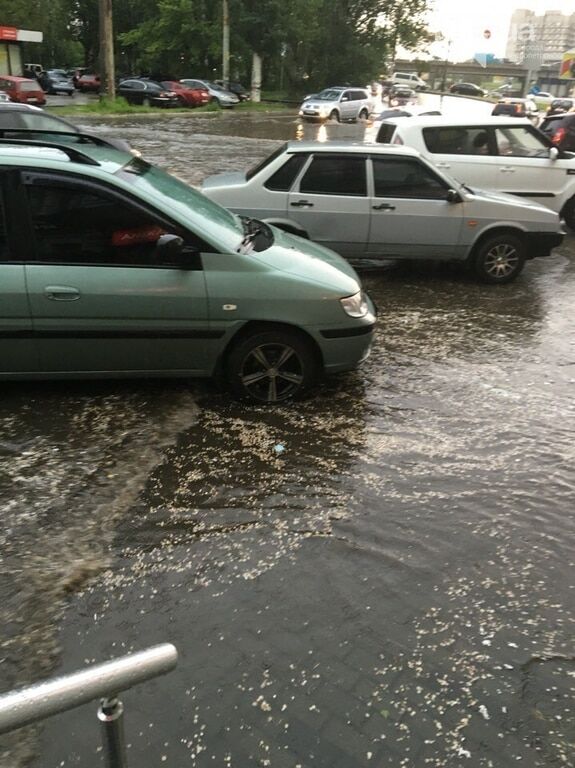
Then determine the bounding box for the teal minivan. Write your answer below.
[0,136,375,403]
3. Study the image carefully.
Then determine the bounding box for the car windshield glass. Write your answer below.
[116,157,247,253]
[314,89,343,101]
[246,143,288,180]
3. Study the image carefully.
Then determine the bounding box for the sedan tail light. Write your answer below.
[553,127,566,145]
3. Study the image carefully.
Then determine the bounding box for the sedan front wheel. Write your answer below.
[226,330,318,403]
[472,234,525,284]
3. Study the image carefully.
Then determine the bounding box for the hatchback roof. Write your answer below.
[284,139,422,158]
[379,115,533,128]
[0,103,43,112]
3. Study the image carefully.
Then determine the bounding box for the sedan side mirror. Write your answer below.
[446,188,462,203]
[156,233,184,257]
[549,146,559,160]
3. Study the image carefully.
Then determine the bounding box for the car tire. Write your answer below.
[226,329,318,403]
[142,97,151,107]
[329,110,339,122]
[358,108,369,120]
[472,233,526,284]
[561,196,575,231]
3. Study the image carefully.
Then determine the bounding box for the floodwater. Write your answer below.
[1,106,574,768]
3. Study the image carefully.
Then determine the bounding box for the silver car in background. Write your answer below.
[298,87,373,122]
[180,78,239,107]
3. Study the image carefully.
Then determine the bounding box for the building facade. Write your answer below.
[506,9,575,65]
[0,26,43,76]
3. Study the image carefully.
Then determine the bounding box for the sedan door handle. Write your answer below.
[290,200,314,208]
[44,286,81,301]
[435,163,451,168]
[372,203,396,211]
[500,166,515,173]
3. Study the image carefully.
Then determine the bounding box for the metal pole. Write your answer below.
[0,643,178,735]
[98,696,128,768]
[222,0,230,89]
[99,0,116,99]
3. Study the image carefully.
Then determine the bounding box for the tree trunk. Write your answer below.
[251,51,262,103]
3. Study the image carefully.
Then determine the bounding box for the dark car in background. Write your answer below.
[0,102,133,152]
[214,80,250,101]
[491,98,539,124]
[160,81,210,107]
[546,98,574,117]
[539,111,575,152]
[449,82,485,97]
[118,79,179,107]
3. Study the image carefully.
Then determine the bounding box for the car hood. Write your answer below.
[202,171,246,190]
[252,226,362,292]
[461,185,560,221]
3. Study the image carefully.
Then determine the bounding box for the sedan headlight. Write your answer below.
[340,291,369,318]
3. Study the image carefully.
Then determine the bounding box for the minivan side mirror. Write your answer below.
[549,146,559,160]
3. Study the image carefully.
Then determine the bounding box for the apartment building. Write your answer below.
[506,9,575,65]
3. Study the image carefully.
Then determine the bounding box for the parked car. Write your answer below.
[160,81,210,107]
[118,79,179,107]
[298,87,372,122]
[0,102,133,152]
[491,98,539,124]
[0,76,46,105]
[449,82,486,97]
[39,70,75,96]
[370,114,575,229]
[70,67,87,88]
[179,79,239,107]
[0,92,10,103]
[76,73,101,93]
[546,98,574,116]
[214,80,250,101]
[0,135,375,402]
[201,141,562,284]
[539,111,575,152]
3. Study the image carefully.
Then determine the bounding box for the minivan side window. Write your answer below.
[299,155,367,196]
[24,179,187,266]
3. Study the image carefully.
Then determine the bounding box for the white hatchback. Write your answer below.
[201,141,563,284]
[370,115,575,229]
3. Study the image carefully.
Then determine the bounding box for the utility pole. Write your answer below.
[222,0,230,89]
[99,0,116,99]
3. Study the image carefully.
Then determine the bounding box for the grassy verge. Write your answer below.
[50,95,295,117]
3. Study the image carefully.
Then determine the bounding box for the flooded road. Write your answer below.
[1,109,574,768]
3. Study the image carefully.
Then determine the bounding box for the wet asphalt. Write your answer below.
[0,105,574,768]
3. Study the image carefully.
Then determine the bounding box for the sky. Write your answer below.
[421,0,575,62]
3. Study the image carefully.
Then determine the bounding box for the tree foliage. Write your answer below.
[1,0,433,89]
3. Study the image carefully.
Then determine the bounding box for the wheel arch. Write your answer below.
[468,226,527,261]
[217,320,323,378]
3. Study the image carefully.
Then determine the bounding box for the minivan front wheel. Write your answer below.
[329,110,339,122]
[472,234,525,284]
[227,330,318,403]
[358,108,369,121]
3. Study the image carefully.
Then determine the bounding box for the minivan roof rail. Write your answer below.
[0,136,101,165]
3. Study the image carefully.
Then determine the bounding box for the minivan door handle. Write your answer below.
[372,203,396,211]
[290,200,314,208]
[44,286,81,301]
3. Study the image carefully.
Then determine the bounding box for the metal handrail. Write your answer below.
[0,643,178,767]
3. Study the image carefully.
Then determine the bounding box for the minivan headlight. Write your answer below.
[340,291,368,318]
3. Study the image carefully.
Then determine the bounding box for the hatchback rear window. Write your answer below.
[20,82,41,92]
[246,144,288,181]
